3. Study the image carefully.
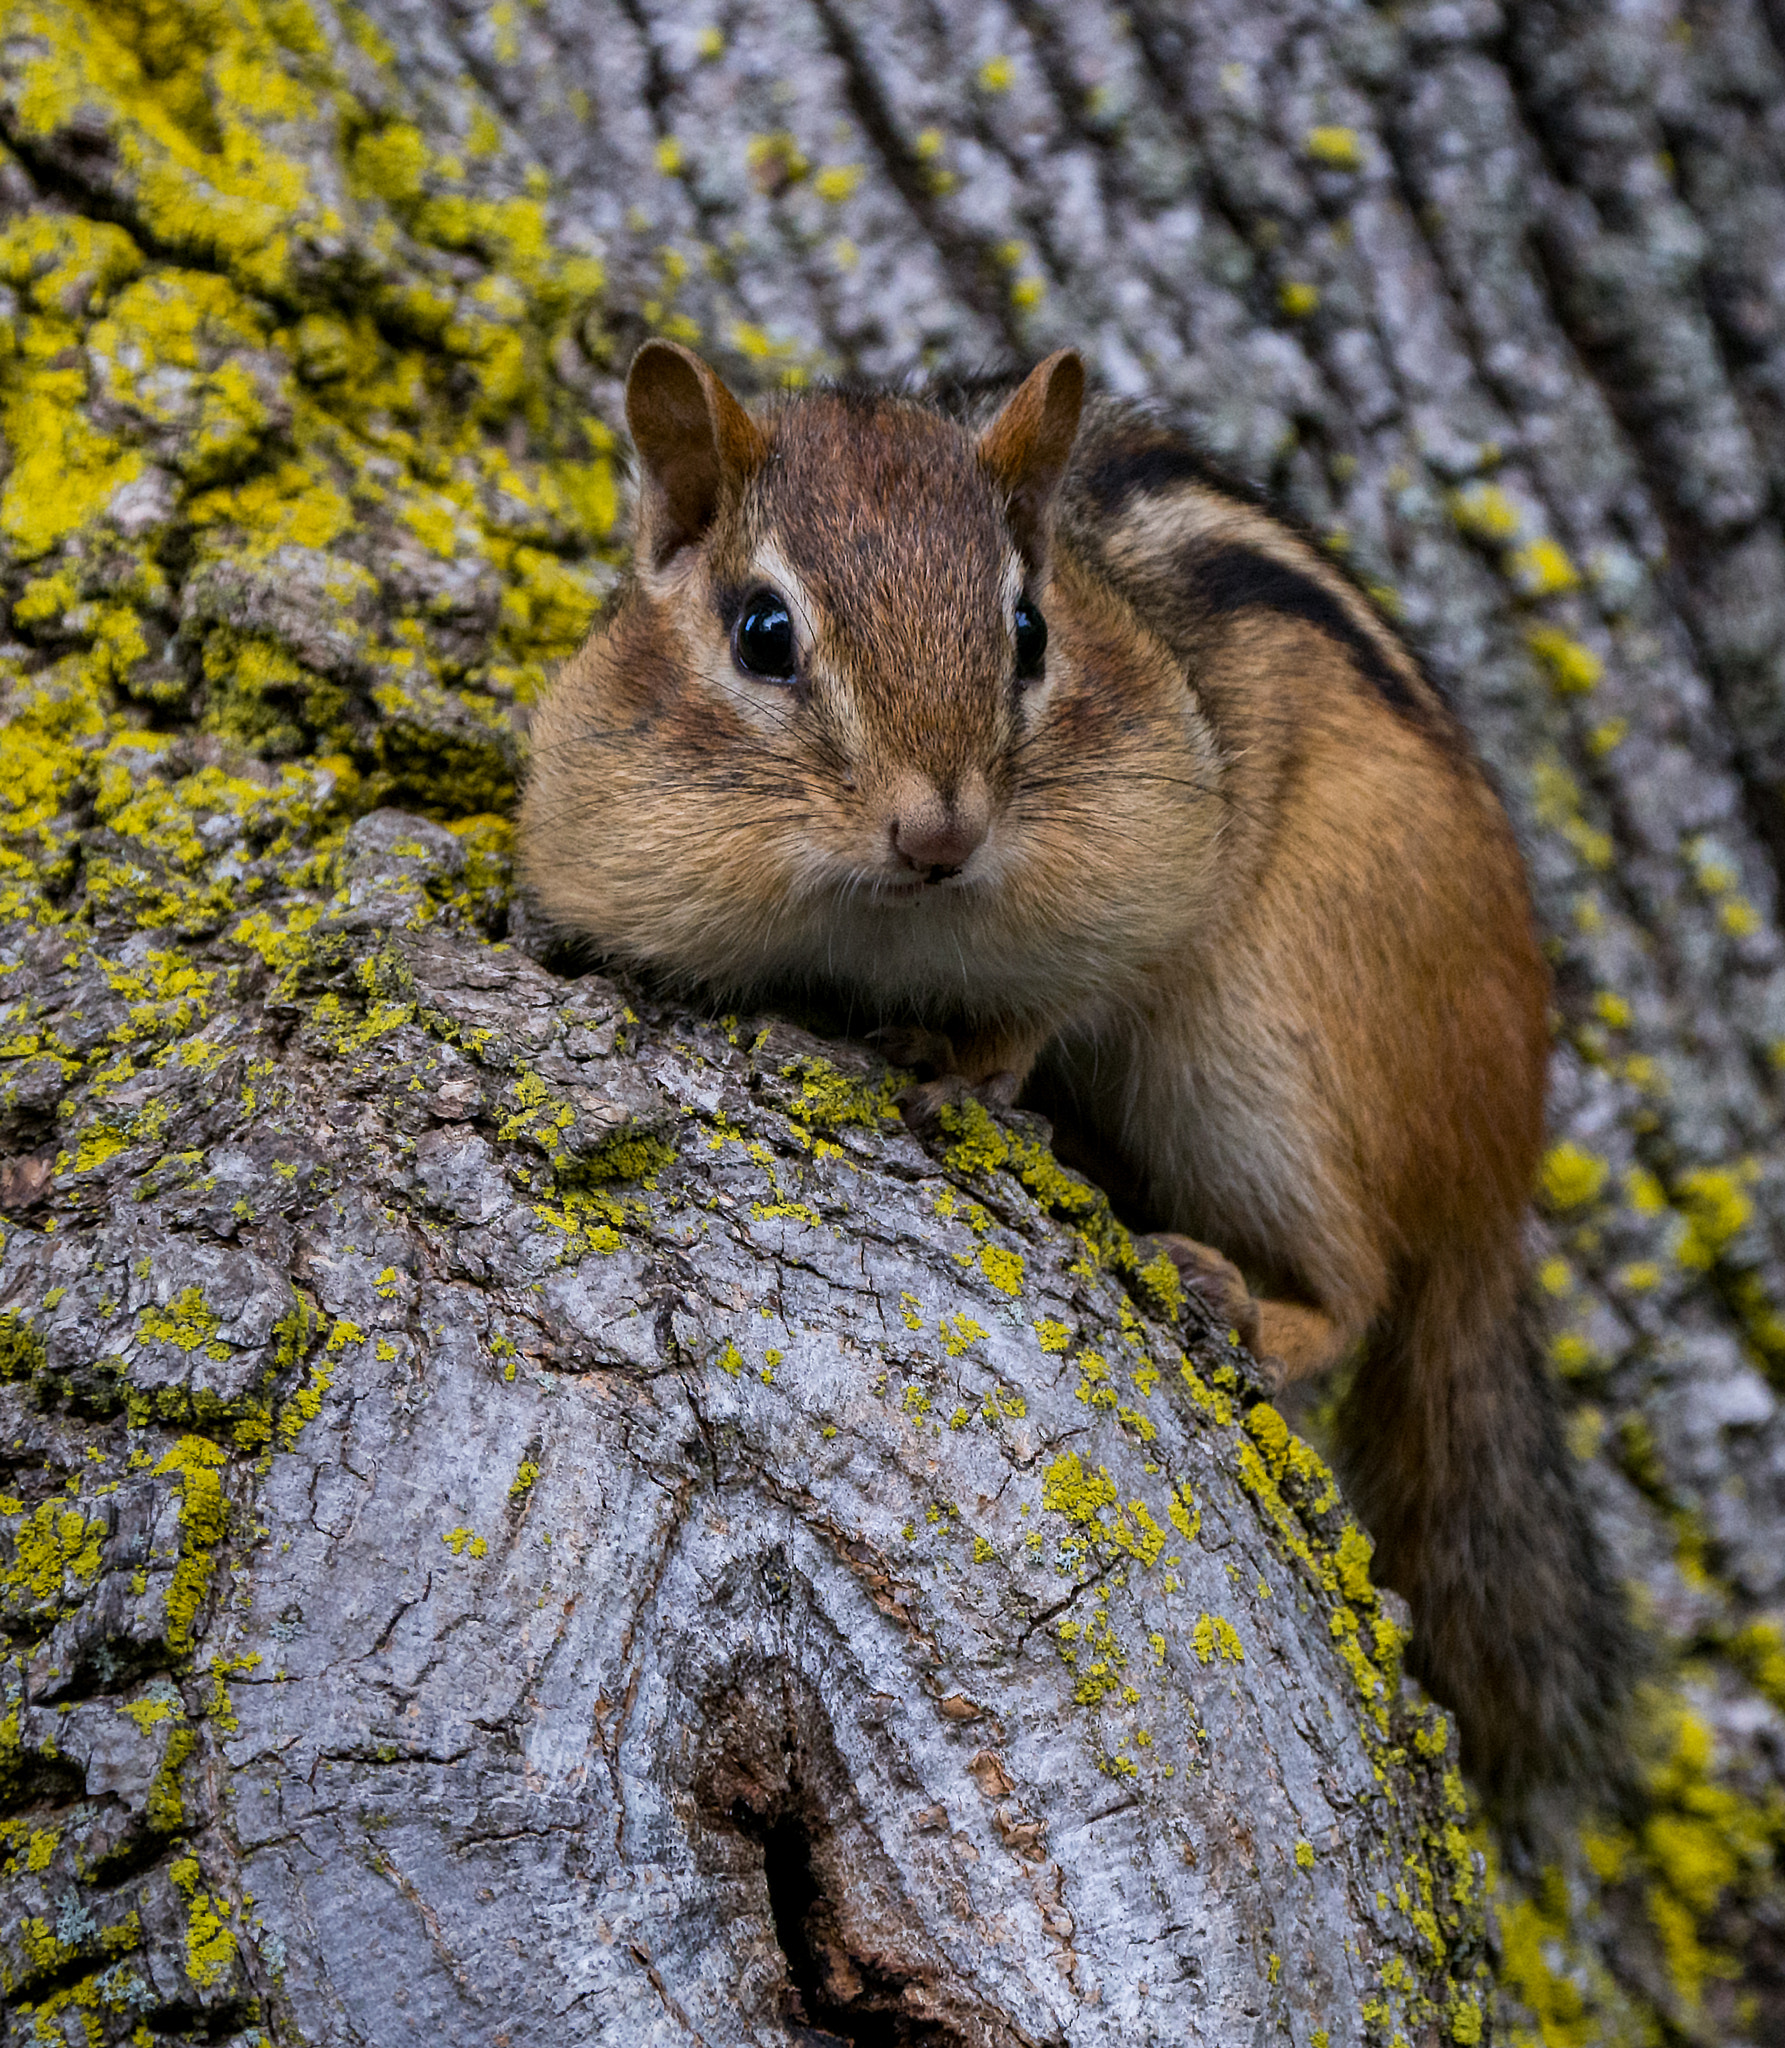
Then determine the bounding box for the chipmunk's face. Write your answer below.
[523,343,1220,1022]
[659,393,1061,910]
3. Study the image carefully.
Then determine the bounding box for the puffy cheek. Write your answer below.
[653,670,768,770]
[1037,635,1146,752]
[607,600,708,719]
[791,789,887,879]
[969,816,1035,906]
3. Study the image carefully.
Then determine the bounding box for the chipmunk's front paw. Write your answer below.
[896,1069,1023,1134]
[866,1023,957,1076]
[1140,1233,1269,1362]
[870,1025,1024,1131]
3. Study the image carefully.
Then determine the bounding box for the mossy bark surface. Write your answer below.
[0,0,1782,2043]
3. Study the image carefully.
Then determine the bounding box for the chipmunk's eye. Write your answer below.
[1013,597,1047,681]
[733,591,797,681]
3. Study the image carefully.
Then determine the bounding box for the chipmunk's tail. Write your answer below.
[1334,1248,1638,1806]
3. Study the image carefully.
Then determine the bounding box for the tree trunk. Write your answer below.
[0,1,1781,2043]
[0,826,1482,2044]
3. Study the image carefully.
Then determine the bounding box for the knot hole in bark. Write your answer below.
[691,1641,1026,2048]
[727,1793,964,2047]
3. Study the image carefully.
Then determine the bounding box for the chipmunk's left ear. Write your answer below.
[977,349,1085,573]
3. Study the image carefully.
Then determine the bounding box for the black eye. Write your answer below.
[733,591,797,681]
[1014,597,1047,681]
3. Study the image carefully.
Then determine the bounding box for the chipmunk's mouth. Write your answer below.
[857,873,974,907]
[817,850,992,910]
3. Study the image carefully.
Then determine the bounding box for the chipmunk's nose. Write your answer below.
[889,772,990,881]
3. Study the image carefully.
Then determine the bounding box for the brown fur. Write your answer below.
[522,342,1633,1800]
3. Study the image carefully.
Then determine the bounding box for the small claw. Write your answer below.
[978,1067,1023,1108]
[1253,1350,1291,1395]
[896,1073,974,1133]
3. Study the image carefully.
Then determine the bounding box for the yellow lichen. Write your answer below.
[976,1244,1024,1296]
[1449,483,1522,542]
[1673,1163,1754,1270]
[1509,537,1580,596]
[1526,626,1603,693]
[151,1435,230,1654]
[1041,1450,1118,1525]
[1191,1613,1244,1664]
[136,1287,227,1359]
[1305,125,1363,168]
[1540,1141,1609,1212]
[2,1497,105,1602]
[940,1312,988,1356]
[169,1854,235,1990]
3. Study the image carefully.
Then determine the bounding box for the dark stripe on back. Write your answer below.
[1192,545,1420,715]
[1083,442,1232,510]
[1075,425,1444,728]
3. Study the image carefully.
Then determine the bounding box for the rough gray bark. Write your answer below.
[1,0,1784,2042]
[0,815,1480,2043]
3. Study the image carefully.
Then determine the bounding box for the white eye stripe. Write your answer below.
[750,541,823,658]
[1000,550,1025,627]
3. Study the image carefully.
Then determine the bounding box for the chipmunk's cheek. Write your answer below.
[778,812,876,901]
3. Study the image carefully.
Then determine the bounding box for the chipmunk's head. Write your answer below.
[523,341,1216,1018]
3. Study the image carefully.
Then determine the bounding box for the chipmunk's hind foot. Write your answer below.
[1140,1232,1264,1359]
[1142,1233,1355,1392]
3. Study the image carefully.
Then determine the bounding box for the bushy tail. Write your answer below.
[1335,1252,1638,1807]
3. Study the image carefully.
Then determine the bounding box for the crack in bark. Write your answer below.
[808,0,1027,356]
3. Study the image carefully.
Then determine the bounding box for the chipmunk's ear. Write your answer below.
[625,340,767,572]
[977,349,1085,572]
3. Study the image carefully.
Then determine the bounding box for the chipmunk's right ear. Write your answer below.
[625,340,767,573]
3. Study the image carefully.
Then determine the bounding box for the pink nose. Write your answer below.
[890,776,990,879]
[894,813,984,876]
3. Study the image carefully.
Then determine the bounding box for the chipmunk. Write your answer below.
[521,339,1633,1801]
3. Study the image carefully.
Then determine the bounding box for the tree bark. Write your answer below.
[0,0,1782,2043]
[0,819,1482,2044]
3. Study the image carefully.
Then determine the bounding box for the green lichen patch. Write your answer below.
[168,1852,237,1993]
[776,1054,903,1138]
[136,1286,228,1361]
[929,1097,1203,1322]
[0,0,623,959]
[1486,1681,1785,2044]
[1191,1613,1245,1665]
[1038,1450,1169,1572]
[976,1243,1024,1296]
[149,1433,230,1655]
[146,1721,199,1834]
[0,1313,47,1385]
[0,1495,106,1619]
[566,1125,679,1190]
